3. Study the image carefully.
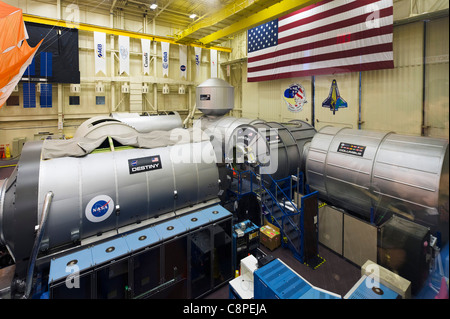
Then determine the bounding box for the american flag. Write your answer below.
[247,0,394,82]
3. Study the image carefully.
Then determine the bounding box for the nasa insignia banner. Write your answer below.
[179,44,187,79]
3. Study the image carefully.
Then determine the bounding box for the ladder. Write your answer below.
[227,167,321,266]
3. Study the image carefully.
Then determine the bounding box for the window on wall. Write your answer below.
[96,96,105,105]
[6,95,19,106]
[69,96,80,105]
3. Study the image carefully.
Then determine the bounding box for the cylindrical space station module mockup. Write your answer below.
[196,78,234,117]
[111,111,182,133]
[225,120,316,180]
[194,78,317,180]
[74,112,183,139]
[0,135,219,277]
[304,126,449,226]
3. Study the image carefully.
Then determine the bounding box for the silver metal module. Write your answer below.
[0,138,219,278]
[111,111,182,133]
[196,78,234,117]
[305,126,449,225]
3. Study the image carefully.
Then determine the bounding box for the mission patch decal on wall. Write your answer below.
[283,83,307,113]
[128,155,162,174]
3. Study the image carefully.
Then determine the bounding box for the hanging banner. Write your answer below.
[118,35,130,75]
[161,41,170,77]
[141,38,151,75]
[194,46,202,77]
[210,49,218,78]
[179,45,187,79]
[94,31,106,75]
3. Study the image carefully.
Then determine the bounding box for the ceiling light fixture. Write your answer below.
[189,13,197,19]
[150,3,158,10]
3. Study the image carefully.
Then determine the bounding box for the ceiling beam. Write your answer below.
[198,0,322,45]
[174,0,279,43]
[22,13,232,52]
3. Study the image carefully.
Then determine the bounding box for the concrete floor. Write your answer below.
[204,243,361,299]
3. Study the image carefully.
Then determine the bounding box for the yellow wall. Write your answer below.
[233,15,449,140]
[0,0,230,150]
[0,0,448,155]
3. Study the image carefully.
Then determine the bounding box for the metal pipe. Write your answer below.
[24,191,54,299]
[183,103,196,128]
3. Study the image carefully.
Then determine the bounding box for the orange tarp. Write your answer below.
[0,39,42,88]
[0,0,42,108]
[0,1,26,53]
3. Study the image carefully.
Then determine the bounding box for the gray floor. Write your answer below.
[0,159,16,179]
[204,243,361,299]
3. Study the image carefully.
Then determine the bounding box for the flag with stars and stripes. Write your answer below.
[247,0,394,82]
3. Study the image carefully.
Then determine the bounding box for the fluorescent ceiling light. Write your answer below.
[150,3,158,10]
[189,13,197,19]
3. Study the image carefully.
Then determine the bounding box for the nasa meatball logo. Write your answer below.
[85,195,114,222]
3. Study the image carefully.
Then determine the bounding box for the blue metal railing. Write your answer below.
[226,166,307,262]
[264,173,305,261]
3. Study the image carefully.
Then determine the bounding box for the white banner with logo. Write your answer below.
[118,35,130,75]
[141,38,151,75]
[210,49,218,78]
[94,31,106,75]
[194,46,201,77]
[179,45,187,79]
[161,41,170,77]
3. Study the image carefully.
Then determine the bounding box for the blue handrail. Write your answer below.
[226,165,305,259]
[266,173,301,216]
[228,167,310,259]
[260,184,301,252]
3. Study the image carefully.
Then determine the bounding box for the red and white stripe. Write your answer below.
[296,86,305,100]
[247,0,394,82]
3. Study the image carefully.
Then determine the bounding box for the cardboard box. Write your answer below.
[260,222,281,251]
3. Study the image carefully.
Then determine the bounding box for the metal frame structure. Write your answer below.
[45,204,233,299]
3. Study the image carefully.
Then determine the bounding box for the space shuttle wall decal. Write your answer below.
[322,79,348,115]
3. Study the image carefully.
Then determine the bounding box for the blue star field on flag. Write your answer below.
[248,19,278,53]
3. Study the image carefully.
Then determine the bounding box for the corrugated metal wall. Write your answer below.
[361,22,424,136]
[424,17,449,139]
[237,15,449,139]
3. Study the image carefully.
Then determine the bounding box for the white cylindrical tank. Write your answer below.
[196,78,234,117]
[111,112,182,133]
[73,116,137,139]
